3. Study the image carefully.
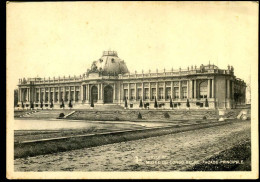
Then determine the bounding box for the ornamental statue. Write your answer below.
[91,62,98,72]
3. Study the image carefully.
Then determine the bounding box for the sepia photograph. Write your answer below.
[6,1,258,179]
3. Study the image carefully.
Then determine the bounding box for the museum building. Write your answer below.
[17,51,246,109]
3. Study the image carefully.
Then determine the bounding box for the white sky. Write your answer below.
[7,1,258,89]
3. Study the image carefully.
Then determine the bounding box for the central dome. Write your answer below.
[90,51,129,76]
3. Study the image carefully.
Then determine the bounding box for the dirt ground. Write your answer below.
[14,120,250,171]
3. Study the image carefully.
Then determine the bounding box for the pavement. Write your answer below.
[14,120,250,171]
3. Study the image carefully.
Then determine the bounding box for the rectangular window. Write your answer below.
[45,93,48,102]
[137,88,142,100]
[166,87,171,99]
[50,92,53,102]
[152,88,156,99]
[144,88,149,100]
[182,87,187,98]
[36,93,39,102]
[130,89,135,100]
[174,87,179,98]
[124,89,128,100]
[65,92,69,101]
[159,88,164,99]
[75,91,79,101]
[55,92,58,102]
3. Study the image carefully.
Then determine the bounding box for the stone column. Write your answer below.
[171,81,174,99]
[179,81,181,99]
[208,79,211,98]
[48,88,51,103]
[86,84,89,102]
[212,78,215,98]
[63,86,66,101]
[128,83,130,100]
[227,79,230,99]
[68,86,71,101]
[163,82,166,100]
[113,83,116,101]
[81,85,84,101]
[58,87,60,103]
[156,82,159,99]
[142,82,144,100]
[149,82,151,100]
[187,80,189,99]
[119,83,121,103]
[74,86,76,102]
[135,83,137,101]
[27,88,29,102]
[194,80,197,99]
[191,80,193,98]
[43,88,46,102]
[98,84,100,100]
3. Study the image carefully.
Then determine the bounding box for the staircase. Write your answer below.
[74,104,124,110]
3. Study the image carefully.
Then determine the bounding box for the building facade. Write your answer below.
[16,51,246,109]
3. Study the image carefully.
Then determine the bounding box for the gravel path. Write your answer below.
[14,120,250,171]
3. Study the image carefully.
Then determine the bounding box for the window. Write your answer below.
[159,88,164,99]
[166,87,171,99]
[50,92,53,102]
[144,88,149,99]
[199,81,207,98]
[137,88,142,100]
[65,92,69,101]
[70,91,74,101]
[182,87,187,98]
[124,89,128,100]
[55,92,58,102]
[36,93,39,102]
[152,88,156,99]
[75,91,79,101]
[130,89,135,100]
[174,87,179,98]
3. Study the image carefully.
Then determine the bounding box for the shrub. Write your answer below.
[115,117,120,121]
[59,113,65,118]
[203,116,207,120]
[164,112,170,118]
[138,112,142,119]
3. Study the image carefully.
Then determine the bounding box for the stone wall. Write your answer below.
[67,109,218,121]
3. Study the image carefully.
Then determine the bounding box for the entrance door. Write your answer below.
[91,86,98,103]
[104,85,113,103]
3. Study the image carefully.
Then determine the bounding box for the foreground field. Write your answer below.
[14,120,250,171]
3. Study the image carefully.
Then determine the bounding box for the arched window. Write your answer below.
[199,81,208,98]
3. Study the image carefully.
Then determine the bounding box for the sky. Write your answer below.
[7,1,258,90]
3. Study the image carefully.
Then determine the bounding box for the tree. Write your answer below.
[124,97,128,108]
[139,99,143,108]
[21,101,24,110]
[68,100,73,109]
[186,99,190,108]
[61,99,65,109]
[205,98,209,107]
[154,96,158,108]
[90,98,94,108]
[40,100,43,110]
[50,100,54,109]
[30,101,34,110]
[170,96,173,108]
